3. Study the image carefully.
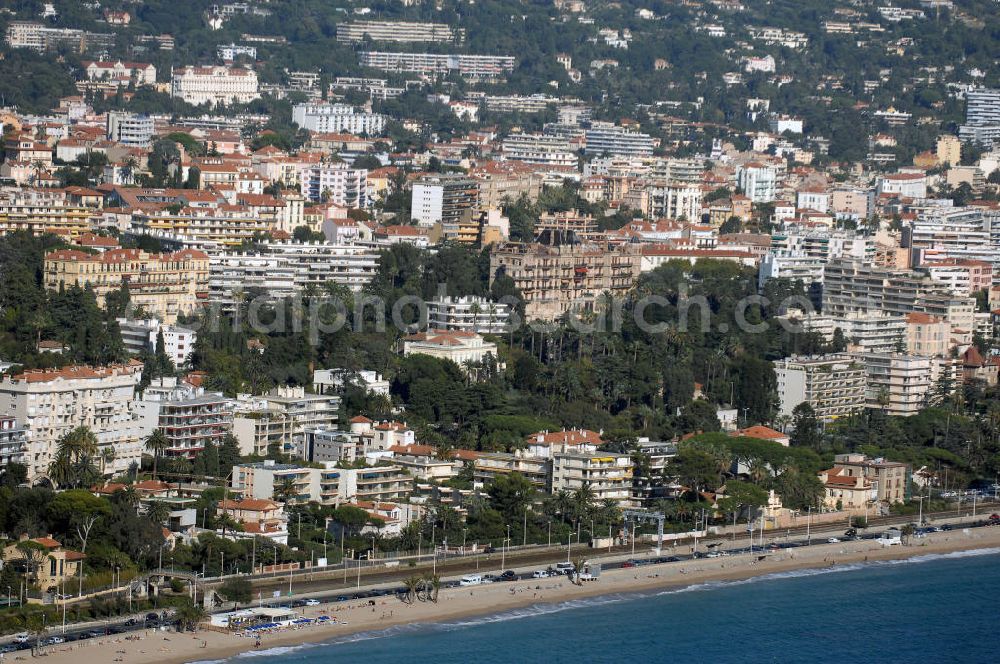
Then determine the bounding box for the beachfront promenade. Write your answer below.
[31,519,1000,664]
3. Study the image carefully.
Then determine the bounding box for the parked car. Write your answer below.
[844,528,858,537]
[531,570,549,578]
[304,599,321,606]
[499,570,517,581]
[827,537,841,543]
[459,575,483,587]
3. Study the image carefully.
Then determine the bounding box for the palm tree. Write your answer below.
[426,573,441,603]
[145,429,169,480]
[402,575,421,604]
[146,501,171,525]
[273,477,298,504]
[99,446,116,476]
[49,427,101,489]
[116,484,140,508]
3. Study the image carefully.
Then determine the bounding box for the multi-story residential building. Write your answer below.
[858,353,933,416]
[904,206,995,270]
[313,370,390,397]
[469,161,544,210]
[411,174,479,232]
[830,186,875,221]
[959,88,1000,146]
[117,318,197,367]
[303,428,358,464]
[905,312,950,356]
[291,103,387,136]
[248,386,340,458]
[821,259,953,318]
[876,172,927,198]
[6,21,113,53]
[773,354,867,421]
[43,247,209,324]
[170,66,260,106]
[299,162,368,207]
[358,52,515,78]
[473,451,549,489]
[737,162,777,202]
[489,235,641,321]
[648,183,702,221]
[501,133,578,167]
[137,378,234,458]
[922,259,993,296]
[233,460,413,505]
[402,329,500,368]
[106,112,155,147]
[426,296,512,334]
[217,43,257,61]
[584,123,655,157]
[0,361,144,479]
[551,451,634,506]
[0,416,28,469]
[0,191,97,237]
[829,453,909,505]
[207,241,379,311]
[336,21,462,43]
[130,207,274,246]
[758,252,826,290]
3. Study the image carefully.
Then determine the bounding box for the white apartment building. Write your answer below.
[116,318,197,368]
[584,123,655,157]
[291,103,387,136]
[136,378,234,458]
[774,354,867,421]
[876,172,927,199]
[426,296,513,334]
[737,162,777,202]
[0,362,144,480]
[501,133,577,167]
[648,183,702,221]
[313,369,390,396]
[410,174,479,228]
[401,329,500,369]
[299,162,368,207]
[336,21,461,43]
[217,43,257,60]
[170,66,260,106]
[550,451,634,506]
[233,460,413,505]
[107,112,155,147]
[858,353,934,416]
[758,251,826,288]
[234,386,340,459]
[358,52,515,78]
[796,189,831,213]
[0,416,28,469]
[207,242,380,311]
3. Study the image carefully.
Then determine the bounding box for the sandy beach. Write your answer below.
[29,525,1000,664]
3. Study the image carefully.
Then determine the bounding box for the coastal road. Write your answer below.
[3,509,997,653]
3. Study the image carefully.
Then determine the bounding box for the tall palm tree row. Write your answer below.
[145,429,169,480]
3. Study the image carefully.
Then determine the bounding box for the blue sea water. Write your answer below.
[202,548,1000,664]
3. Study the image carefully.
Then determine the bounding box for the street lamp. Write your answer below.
[806,506,812,545]
[917,494,927,526]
